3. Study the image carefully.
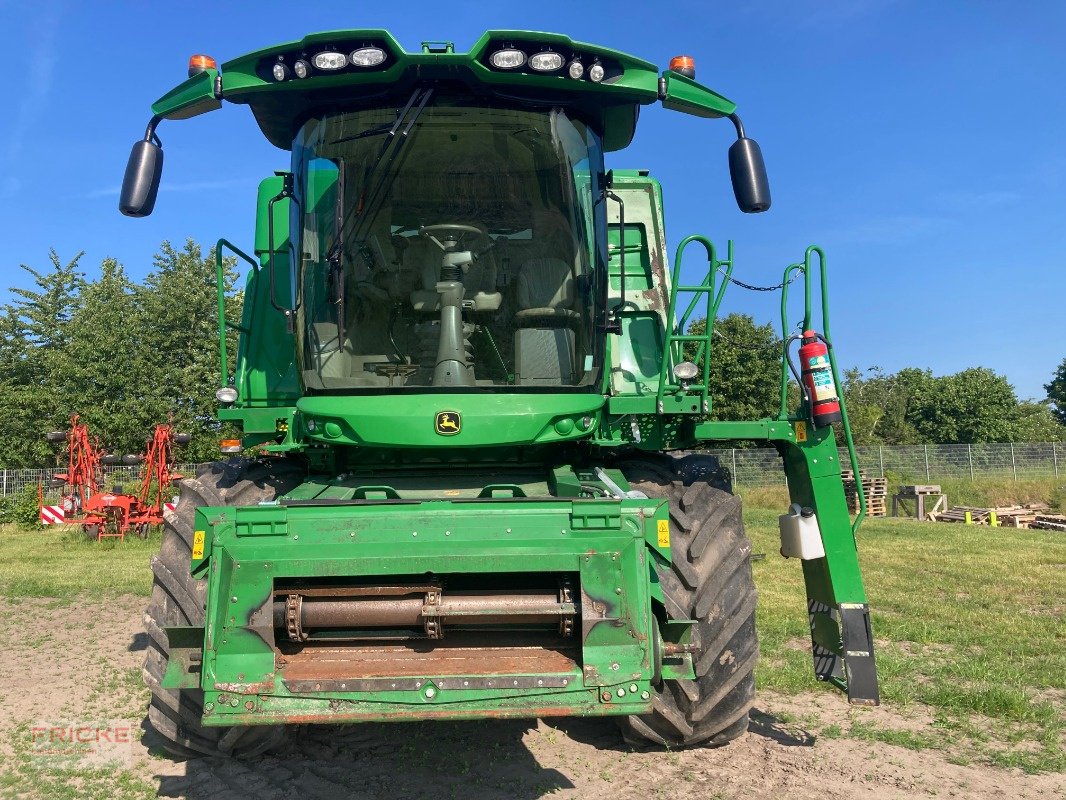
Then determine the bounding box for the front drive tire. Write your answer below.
[618,457,758,748]
[141,458,303,758]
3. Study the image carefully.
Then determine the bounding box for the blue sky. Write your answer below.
[1,1,1063,400]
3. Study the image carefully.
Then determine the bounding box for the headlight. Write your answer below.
[672,361,699,381]
[588,62,605,83]
[350,47,386,67]
[215,387,239,404]
[567,59,584,79]
[293,59,311,79]
[529,52,564,72]
[490,49,526,69]
[272,61,290,81]
[312,51,347,71]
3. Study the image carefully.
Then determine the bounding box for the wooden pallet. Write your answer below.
[931,504,1054,528]
[1031,514,1066,532]
[843,472,888,518]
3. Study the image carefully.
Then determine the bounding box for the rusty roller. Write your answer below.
[274,581,577,642]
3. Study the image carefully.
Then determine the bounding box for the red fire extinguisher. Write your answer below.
[798,330,842,427]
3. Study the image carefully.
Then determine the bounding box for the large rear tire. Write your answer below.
[142,458,303,758]
[617,456,758,748]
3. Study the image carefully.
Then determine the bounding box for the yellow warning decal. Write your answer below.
[795,420,808,442]
[192,530,205,560]
[656,519,671,548]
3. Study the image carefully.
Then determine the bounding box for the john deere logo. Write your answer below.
[435,411,461,436]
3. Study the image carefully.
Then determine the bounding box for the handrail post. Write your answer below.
[804,245,865,533]
[215,238,259,389]
[778,262,804,419]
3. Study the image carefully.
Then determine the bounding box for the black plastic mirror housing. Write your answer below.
[728,137,771,213]
[119,139,163,217]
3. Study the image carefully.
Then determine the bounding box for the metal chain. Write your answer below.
[716,265,803,292]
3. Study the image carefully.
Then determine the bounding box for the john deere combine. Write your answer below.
[120,30,878,757]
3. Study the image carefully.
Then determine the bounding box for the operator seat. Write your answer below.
[513,221,580,386]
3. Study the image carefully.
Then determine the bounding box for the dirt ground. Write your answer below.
[1,596,1062,800]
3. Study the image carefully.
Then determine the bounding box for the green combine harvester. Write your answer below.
[120,30,878,757]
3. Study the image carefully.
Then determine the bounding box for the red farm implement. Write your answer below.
[42,416,188,541]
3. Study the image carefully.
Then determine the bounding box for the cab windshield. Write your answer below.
[292,95,604,391]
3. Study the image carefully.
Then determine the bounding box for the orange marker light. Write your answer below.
[188,54,217,77]
[219,438,241,454]
[668,55,696,80]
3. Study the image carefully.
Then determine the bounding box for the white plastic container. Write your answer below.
[778,503,826,560]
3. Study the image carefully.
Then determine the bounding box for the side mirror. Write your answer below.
[728,137,771,213]
[119,138,163,217]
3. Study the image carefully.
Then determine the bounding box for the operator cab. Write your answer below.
[294,95,605,392]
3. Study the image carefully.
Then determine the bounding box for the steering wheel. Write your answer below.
[419,224,494,254]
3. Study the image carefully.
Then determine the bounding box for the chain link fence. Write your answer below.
[704,442,1064,486]
[1,446,1063,496]
[3,464,204,501]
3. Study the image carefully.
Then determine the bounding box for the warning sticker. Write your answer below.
[795,420,808,442]
[192,530,205,560]
[656,519,671,548]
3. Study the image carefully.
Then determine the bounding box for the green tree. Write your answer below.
[0,241,243,468]
[9,249,84,353]
[1009,402,1066,442]
[906,367,1018,444]
[685,314,782,422]
[1046,358,1066,425]
[135,239,242,463]
[56,258,146,457]
[841,366,921,445]
[0,251,84,467]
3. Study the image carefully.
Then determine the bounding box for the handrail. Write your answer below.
[655,237,733,413]
[215,238,258,389]
[779,246,866,534]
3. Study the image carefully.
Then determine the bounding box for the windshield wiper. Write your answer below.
[328,122,393,146]
[324,88,431,345]
[349,88,433,245]
[325,88,427,269]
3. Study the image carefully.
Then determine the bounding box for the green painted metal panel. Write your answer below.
[296,393,604,448]
[658,72,737,119]
[177,498,667,724]
[253,176,291,254]
[151,69,221,120]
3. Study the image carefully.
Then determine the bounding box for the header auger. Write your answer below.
[120,30,876,758]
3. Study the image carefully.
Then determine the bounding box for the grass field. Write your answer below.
[0,508,1063,778]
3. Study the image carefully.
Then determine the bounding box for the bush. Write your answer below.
[0,485,42,526]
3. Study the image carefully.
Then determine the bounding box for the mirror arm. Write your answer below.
[143,115,163,147]
[727,113,746,140]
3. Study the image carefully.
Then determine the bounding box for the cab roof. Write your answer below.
[159,30,664,151]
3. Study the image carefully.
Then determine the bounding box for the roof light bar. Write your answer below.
[350,47,386,67]
[312,51,347,71]
[529,51,564,72]
[490,48,526,69]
